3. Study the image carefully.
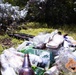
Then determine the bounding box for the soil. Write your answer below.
[0,38,14,48]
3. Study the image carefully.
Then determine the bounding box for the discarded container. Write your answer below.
[44,66,59,75]
[16,41,33,51]
[19,47,54,69]
[56,47,76,75]
[32,65,45,75]
[19,54,35,75]
[35,67,45,75]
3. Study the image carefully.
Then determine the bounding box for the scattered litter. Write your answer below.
[0,30,76,75]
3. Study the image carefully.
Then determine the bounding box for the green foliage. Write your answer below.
[45,0,75,25]
[11,38,23,47]
[3,0,76,27]
[0,45,3,54]
[0,34,9,54]
[3,0,28,7]
[0,22,76,54]
[19,22,76,40]
[27,1,46,22]
[26,0,76,26]
[25,22,47,28]
[19,28,54,36]
[0,34,9,40]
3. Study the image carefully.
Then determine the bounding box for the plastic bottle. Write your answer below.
[44,66,59,75]
[19,54,35,75]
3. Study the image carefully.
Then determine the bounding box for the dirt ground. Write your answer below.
[0,38,14,49]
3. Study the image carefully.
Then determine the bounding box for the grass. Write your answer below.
[19,22,76,40]
[11,38,24,47]
[19,28,54,36]
[0,45,3,54]
[0,22,76,54]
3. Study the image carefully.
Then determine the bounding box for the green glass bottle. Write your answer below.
[35,67,45,75]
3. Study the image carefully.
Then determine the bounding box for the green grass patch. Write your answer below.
[0,22,76,54]
[25,22,47,28]
[19,27,76,40]
[11,38,23,48]
[19,28,54,36]
[0,45,3,54]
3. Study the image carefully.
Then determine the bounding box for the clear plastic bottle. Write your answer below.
[44,66,59,75]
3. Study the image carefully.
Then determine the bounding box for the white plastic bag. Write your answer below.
[46,33,64,48]
[1,54,16,75]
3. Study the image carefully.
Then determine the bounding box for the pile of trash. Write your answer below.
[0,30,76,75]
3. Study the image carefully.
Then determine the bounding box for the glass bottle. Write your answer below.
[19,54,35,75]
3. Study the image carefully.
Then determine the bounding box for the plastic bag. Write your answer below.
[46,33,64,49]
[1,54,16,75]
[32,30,58,48]
[55,47,76,75]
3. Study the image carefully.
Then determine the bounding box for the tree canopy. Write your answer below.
[3,0,76,26]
